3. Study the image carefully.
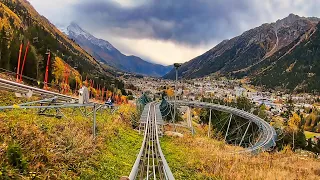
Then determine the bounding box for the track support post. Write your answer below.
[224,114,233,141]
[239,121,252,147]
[208,109,212,138]
[93,104,97,138]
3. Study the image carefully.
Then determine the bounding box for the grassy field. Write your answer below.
[305,131,320,139]
[0,91,141,179]
[161,134,320,180]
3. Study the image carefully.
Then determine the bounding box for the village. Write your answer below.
[122,75,320,146]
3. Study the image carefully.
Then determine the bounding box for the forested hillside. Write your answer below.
[250,22,320,92]
[0,0,125,93]
[164,14,320,92]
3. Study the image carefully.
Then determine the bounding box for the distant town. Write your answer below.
[122,75,320,126]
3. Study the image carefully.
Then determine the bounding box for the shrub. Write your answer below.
[6,143,27,173]
[127,95,134,100]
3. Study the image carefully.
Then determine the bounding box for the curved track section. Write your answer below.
[129,102,174,180]
[169,100,277,153]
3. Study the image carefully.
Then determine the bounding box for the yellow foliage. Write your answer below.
[0,3,23,43]
[106,90,113,98]
[0,3,22,26]
[286,61,297,73]
[89,87,97,95]
[116,89,122,96]
[53,57,65,83]
[288,113,301,130]
[309,112,318,126]
[117,104,137,121]
[53,57,82,89]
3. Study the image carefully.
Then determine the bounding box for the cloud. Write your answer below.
[72,0,254,45]
[28,0,77,24]
[28,0,320,65]
[73,0,320,45]
[94,34,215,65]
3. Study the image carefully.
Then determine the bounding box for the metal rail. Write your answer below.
[0,77,77,102]
[0,78,109,138]
[168,100,277,153]
[129,102,174,180]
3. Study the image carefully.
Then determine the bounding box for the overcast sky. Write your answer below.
[28,0,320,65]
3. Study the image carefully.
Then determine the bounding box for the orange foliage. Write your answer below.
[166,88,174,97]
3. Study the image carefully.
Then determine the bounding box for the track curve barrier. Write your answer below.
[167,100,277,153]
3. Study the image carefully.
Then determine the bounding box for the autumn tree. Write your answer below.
[166,88,174,99]
[252,104,270,122]
[53,57,65,84]
[304,112,319,131]
[288,113,302,131]
[286,113,306,150]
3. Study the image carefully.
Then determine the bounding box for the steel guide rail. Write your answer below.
[154,104,174,180]
[129,103,152,179]
[168,100,277,153]
[0,77,77,102]
[129,102,174,180]
[0,103,95,110]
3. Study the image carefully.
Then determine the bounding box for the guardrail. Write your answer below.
[169,100,277,153]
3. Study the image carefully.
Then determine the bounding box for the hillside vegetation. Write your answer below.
[251,23,320,92]
[164,14,320,92]
[0,91,141,179]
[0,0,125,93]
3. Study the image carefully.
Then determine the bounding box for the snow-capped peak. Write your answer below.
[67,22,92,39]
[67,22,114,51]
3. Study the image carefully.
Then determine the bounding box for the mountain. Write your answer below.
[164,14,320,91]
[65,23,173,77]
[250,21,320,92]
[0,0,125,92]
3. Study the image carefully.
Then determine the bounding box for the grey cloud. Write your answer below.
[72,0,257,45]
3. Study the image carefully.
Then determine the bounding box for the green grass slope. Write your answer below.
[0,91,141,179]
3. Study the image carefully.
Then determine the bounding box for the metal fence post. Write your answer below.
[93,104,97,138]
[208,109,212,138]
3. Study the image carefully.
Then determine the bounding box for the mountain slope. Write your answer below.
[250,22,320,92]
[66,23,173,77]
[164,14,319,82]
[0,0,125,92]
